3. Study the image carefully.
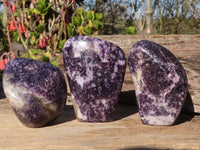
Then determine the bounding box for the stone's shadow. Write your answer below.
[119,90,137,105]
[0,75,6,99]
[115,90,138,120]
[174,92,196,125]
[115,104,138,121]
[47,105,76,126]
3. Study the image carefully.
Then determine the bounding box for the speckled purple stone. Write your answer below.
[3,58,67,128]
[63,36,126,122]
[128,40,188,125]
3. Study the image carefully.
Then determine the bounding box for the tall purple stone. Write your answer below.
[63,36,126,122]
[3,58,67,127]
[128,40,188,125]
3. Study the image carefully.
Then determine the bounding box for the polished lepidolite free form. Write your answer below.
[128,40,188,125]
[3,58,67,128]
[63,36,126,122]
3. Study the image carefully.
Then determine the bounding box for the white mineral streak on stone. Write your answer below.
[36,94,57,112]
[101,99,107,107]
[75,67,94,89]
[131,70,144,93]
[71,95,88,121]
[101,53,109,63]
[137,46,151,56]
[77,107,87,121]
[142,115,174,125]
[73,40,88,58]
[3,74,26,109]
[4,73,58,112]
[117,60,126,66]
[76,75,85,88]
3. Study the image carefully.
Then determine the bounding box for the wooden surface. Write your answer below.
[1,35,200,150]
[0,99,200,150]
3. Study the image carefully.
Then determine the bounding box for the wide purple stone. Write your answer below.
[63,36,126,122]
[3,58,67,127]
[128,40,188,125]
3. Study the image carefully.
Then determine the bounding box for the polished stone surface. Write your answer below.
[128,40,188,125]
[3,58,67,127]
[63,36,126,122]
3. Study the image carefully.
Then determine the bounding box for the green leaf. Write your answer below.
[14,12,19,17]
[72,16,82,27]
[36,0,51,15]
[44,51,52,59]
[29,49,38,55]
[28,49,36,59]
[77,26,84,35]
[84,26,92,35]
[77,7,84,16]
[87,11,94,21]
[66,24,75,38]
[2,6,6,28]
[59,40,66,49]
[39,56,50,63]
[32,8,39,14]
[13,32,19,42]
[52,56,58,67]
[93,20,103,30]
[95,13,103,21]
[80,14,84,25]
[36,24,44,33]
[21,53,28,58]
[126,26,136,35]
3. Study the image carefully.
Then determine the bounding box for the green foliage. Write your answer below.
[93,20,103,30]
[21,48,58,67]
[36,0,52,15]
[84,25,92,35]
[36,24,45,33]
[71,7,103,36]
[13,32,19,42]
[66,24,75,38]
[58,40,66,49]
[29,32,40,47]
[87,11,95,21]
[126,26,136,35]
[95,13,103,21]
[2,6,7,28]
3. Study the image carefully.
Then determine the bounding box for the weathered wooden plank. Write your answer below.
[0,99,199,150]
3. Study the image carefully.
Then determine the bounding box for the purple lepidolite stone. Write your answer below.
[63,36,126,122]
[128,40,188,125]
[3,58,67,127]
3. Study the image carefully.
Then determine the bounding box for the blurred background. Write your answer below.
[0,0,200,68]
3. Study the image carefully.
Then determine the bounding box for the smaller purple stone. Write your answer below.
[128,40,188,125]
[63,36,126,122]
[3,58,67,128]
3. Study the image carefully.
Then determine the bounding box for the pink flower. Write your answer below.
[42,37,48,48]
[0,60,5,70]
[8,20,17,31]
[21,23,26,34]
[38,39,44,48]
[12,4,16,12]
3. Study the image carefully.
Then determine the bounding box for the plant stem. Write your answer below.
[62,6,67,40]
[73,0,77,16]
[4,1,13,53]
[8,3,27,50]
[42,14,46,32]
[26,31,30,58]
